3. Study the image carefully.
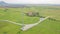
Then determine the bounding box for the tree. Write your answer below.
[25,11,40,17]
[4,8,8,12]
[3,32,7,34]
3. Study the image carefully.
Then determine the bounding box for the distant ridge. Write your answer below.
[0,1,60,8]
[0,1,7,6]
[0,1,26,8]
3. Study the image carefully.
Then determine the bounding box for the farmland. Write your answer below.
[0,6,60,34]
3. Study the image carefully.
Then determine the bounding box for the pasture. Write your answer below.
[0,6,60,34]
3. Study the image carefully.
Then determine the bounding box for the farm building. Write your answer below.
[25,11,40,17]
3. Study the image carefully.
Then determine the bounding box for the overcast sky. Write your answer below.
[0,0,60,4]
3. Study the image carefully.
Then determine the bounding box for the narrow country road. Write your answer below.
[0,16,49,31]
[21,16,49,31]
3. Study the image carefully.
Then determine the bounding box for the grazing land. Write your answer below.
[0,6,60,34]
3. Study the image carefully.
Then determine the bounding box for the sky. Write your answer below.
[0,0,60,4]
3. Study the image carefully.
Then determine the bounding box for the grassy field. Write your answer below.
[0,6,60,34]
[22,19,60,34]
[0,21,21,34]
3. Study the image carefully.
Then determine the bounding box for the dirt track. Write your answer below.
[0,16,49,31]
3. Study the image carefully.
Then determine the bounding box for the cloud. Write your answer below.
[0,0,60,4]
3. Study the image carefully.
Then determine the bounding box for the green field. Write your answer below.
[22,19,60,34]
[0,6,60,34]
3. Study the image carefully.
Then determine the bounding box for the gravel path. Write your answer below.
[0,20,23,26]
[21,16,49,31]
[0,16,49,31]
